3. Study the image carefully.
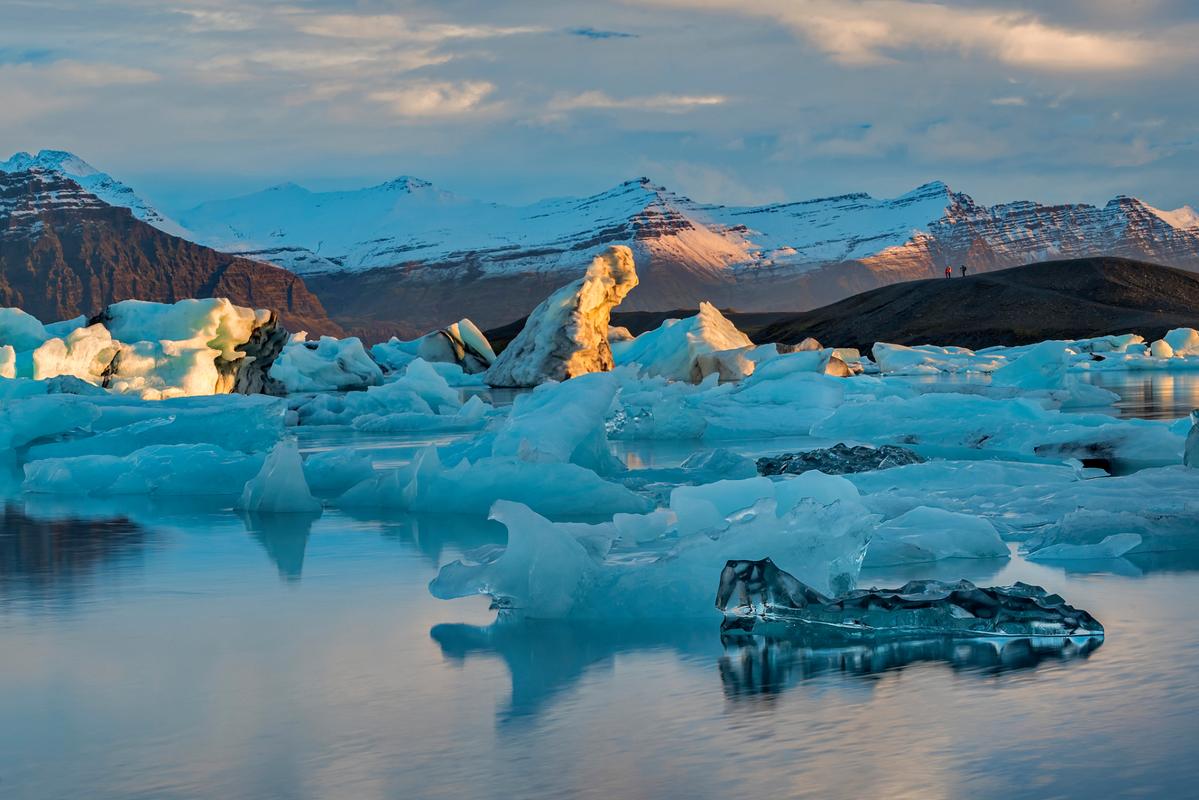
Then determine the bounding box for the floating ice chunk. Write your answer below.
[492,372,622,473]
[430,484,875,618]
[814,392,1181,468]
[1026,533,1143,561]
[669,477,776,535]
[353,395,491,434]
[1186,411,1199,468]
[371,319,496,374]
[337,448,651,518]
[757,443,923,476]
[0,307,52,351]
[487,246,638,387]
[862,507,1009,567]
[270,336,383,393]
[872,343,1008,375]
[0,395,101,452]
[990,340,1118,408]
[235,438,322,513]
[28,324,119,382]
[1150,339,1175,359]
[613,302,754,382]
[717,558,1103,638]
[101,298,271,362]
[1164,328,1199,357]
[23,443,264,496]
[21,394,287,461]
[302,447,375,497]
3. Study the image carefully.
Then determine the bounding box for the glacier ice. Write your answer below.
[717,558,1103,638]
[429,473,876,618]
[861,507,1008,567]
[235,438,322,514]
[371,319,495,374]
[23,443,264,496]
[757,443,923,476]
[301,447,375,497]
[270,335,383,393]
[1025,533,1143,561]
[611,302,754,382]
[337,449,651,517]
[813,392,1181,469]
[486,245,638,387]
[0,298,285,398]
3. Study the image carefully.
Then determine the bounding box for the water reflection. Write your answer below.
[1079,371,1199,420]
[431,618,717,725]
[718,634,1103,699]
[240,512,318,582]
[0,503,151,605]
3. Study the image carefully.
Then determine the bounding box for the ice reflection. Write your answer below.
[431,617,717,725]
[718,634,1103,699]
[240,512,319,582]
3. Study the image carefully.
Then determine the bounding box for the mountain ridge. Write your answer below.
[6,149,1199,339]
[0,168,341,335]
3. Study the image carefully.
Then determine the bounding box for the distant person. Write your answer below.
[960,264,967,277]
[944,266,952,278]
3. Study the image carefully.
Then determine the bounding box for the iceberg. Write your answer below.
[0,299,287,397]
[717,558,1103,638]
[235,438,322,513]
[337,450,651,518]
[813,392,1182,469]
[1186,410,1199,467]
[861,507,1009,567]
[371,319,495,374]
[486,245,638,387]
[1026,533,1143,561]
[301,447,375,497]
[429,473,876,618]
[757,443,923,476]
[612,302,754,382]
[872,342,1008,375]
[23,443,264,496]
[270,335,383,393]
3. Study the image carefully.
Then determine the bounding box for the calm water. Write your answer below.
[2,374,1199,799]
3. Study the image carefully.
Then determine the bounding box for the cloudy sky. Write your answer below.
[3,0,1196,212]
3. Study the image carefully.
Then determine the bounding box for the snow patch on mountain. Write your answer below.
[0,149,191,239]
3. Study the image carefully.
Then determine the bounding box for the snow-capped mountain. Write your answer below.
[0,168,339,334]
[7,148,1199,338]
[178,174,1199,336]
[0,149,191,239]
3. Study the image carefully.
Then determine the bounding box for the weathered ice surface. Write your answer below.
[1185,410,1199,467]
[717,558,1103,638]
[612,302,755,382]
[1,298,288,398]
[486,246,638,387]
[757,443,924,476]
[371,318,496,374]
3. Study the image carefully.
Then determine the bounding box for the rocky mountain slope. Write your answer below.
[0,169,340,335]
[753,257,1199,350]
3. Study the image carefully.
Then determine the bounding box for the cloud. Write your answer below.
[635,0,1159,72]
[568,27,638,40]
[368,81,496,117]
[551,91,727,112]
[991,96,1027,106]
[293,13,542,43]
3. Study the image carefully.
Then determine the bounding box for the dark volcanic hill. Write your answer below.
[753,257,1199,350]
[0,169,341,335]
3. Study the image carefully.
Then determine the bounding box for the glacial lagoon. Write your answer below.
[2,371,1198,800]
